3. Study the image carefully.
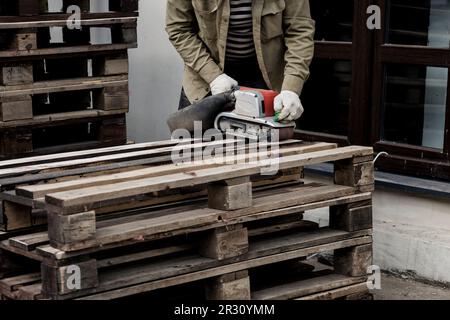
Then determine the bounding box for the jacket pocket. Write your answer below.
[192,0,219,14]
[261,0,285,41]
[192,0,219,40]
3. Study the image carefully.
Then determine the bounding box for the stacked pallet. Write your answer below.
[0,138,375,300]
[0,0,138,158]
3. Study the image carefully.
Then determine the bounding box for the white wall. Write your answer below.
[127,0,184,142]
[303,173,450,284]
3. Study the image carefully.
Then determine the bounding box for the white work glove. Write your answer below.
[210,74,238,95]
[274,90,304,121]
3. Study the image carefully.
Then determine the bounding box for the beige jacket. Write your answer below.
[166,0,315,103]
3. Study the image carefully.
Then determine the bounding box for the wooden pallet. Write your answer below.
[0,139,314,230]
[0,1,138,58]
[0,51,129,122]
[0,1,138,158]
[0,113,127,159]
[0,0,138,17]
[0,139,374,300]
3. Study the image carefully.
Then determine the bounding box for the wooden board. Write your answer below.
[44,146,372,214]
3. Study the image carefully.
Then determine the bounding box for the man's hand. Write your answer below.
[210,74,238,95]
[274,90,304,121]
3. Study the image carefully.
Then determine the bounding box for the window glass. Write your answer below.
[387,0,450,48]
[382,64,448,149]
[299,59,351,136]
[311,0,353,42]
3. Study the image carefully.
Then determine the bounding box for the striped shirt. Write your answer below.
[226,0,255,60]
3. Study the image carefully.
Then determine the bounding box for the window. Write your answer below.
[300,0,450,180]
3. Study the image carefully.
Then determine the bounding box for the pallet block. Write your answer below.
[207,177,253,211]
[0,95,33,122]
[0,63,33,86]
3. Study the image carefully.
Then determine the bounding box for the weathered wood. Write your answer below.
[208,178,252,211]
[16,283,43,300]
[44,146,373,214]
[46,184,360,252]
[77,235,372,300]
[16,142,325,199]
[41,259,98,297]
[8,232,49,251]
[334,244,372,277]
[3,201,32,231]
[330,201,373,232]
[0,75,128,97]
[0,64,33,86]
[0,130,33,157]
[334,157,374,191]
[206,271,251,300]
[199,225,249,260]
[47,211,96,245]
[0,273,40,295]
[0,95,33,122]
[252,273,366,300]
[0,44,135,59]
[297,283,369,300]
[31,191,371,260]
[12,29,37,51]
[93,55,129,76]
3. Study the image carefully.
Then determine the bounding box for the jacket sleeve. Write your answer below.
[282,0,315,95]
[165,0,222,84]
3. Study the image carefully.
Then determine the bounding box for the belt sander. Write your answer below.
[167,87,296,141]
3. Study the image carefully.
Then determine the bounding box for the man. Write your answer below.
[166,0,315,122]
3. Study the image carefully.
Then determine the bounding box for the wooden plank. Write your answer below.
[76,234,372,300]
[16,142,333,198]
[0,138,189,169]
[15,283,43,300]
[0,139,236,178]
[0,273,41,293]
[0,75,128,97]
[0,44,136,59]
[297,283,369,300]
[248,220,318,237]
[8,233,48,251]
[47,184,358,251]
[36,192,373,260]
[0,16,138,30]
[45,146,373,213]
[252,274,366,300]
[0,109,128,129]
[96,244,194,269]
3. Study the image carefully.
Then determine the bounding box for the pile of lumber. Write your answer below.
[0,138,375,300]
[0,0,138,158]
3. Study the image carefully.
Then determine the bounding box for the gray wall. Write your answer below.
[127,0,184,142]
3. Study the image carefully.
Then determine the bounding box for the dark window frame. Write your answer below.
[300,0,450,181]
[371,0,450,180]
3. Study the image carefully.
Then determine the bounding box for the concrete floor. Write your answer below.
[373,274,450,300]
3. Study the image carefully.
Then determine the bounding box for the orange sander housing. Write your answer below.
[239,87,278,117]
[214,87,296,141]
